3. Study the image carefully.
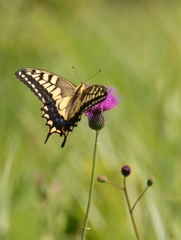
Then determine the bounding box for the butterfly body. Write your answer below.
[15,68,107,147]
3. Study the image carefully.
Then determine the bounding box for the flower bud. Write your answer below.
[147,177,154,187]
[121,165,131,177]
[97,175,107,183]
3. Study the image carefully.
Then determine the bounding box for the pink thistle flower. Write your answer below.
[85,87,120,130]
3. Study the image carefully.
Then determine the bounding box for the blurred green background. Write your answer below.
[1,0,181,239]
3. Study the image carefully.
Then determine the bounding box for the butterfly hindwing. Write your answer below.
[15,68,107,147]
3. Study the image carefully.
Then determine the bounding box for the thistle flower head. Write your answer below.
[85,87,119,130]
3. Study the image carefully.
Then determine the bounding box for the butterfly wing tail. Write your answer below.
[61,135,67,148]
[44,131,51,144]
[44,130,67,148]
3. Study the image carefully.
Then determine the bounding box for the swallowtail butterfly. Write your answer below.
[15,68,107,147]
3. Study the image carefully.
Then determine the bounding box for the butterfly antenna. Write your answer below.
[72,66,101,83]
[72,66,81,82]
[84,69,101,83]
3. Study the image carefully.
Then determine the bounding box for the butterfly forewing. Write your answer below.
[15,68,76,103]
[15,68,107,147]
[81,85,107,111]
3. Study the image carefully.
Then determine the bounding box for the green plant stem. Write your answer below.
[81,130,100,240]
[123,177,140,240]
[106,180,124,190]
[131,186,148,213]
